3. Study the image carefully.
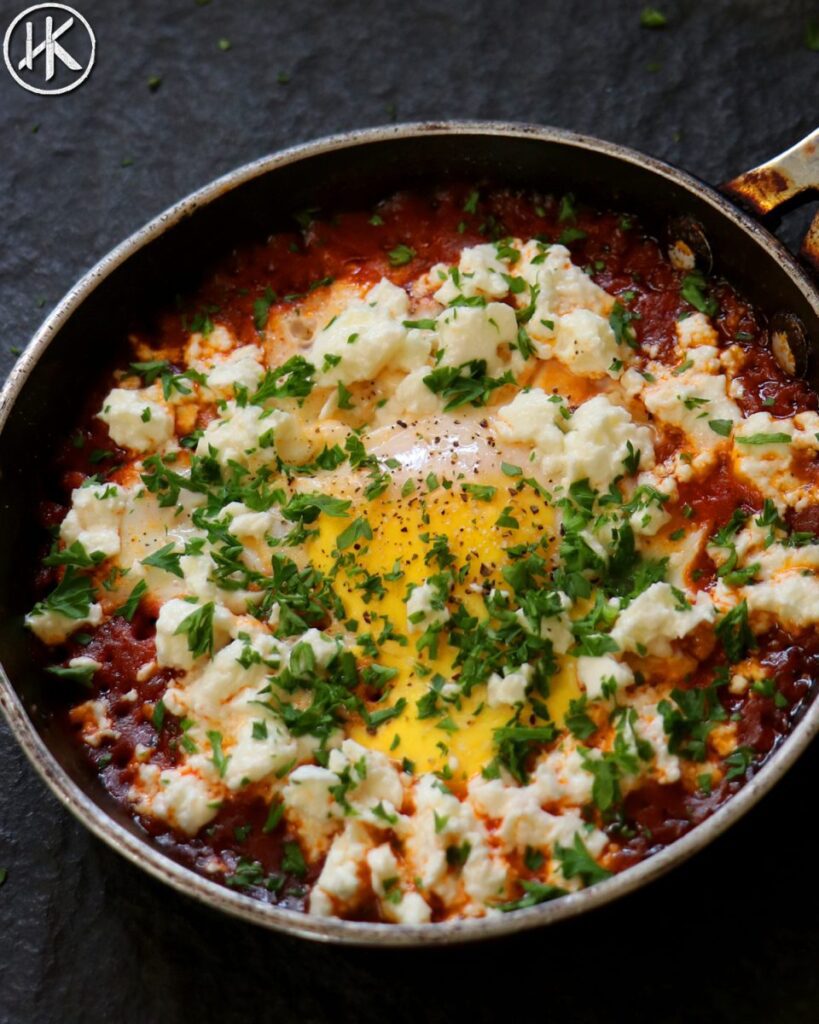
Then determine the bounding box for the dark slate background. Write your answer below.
[1,2,818,1021]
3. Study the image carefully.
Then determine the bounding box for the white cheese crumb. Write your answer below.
[553,309,620,378]
[26,602,103,644]
[436,301,519,376]
[98,387,174,452]
[309,821,374,917]
[196,401,307,468]
[367,844,432,925]
[432,244,511,304]
[310,279,428,387]
[406,580,450,634]
[205,344,265,392]
[495,389,655,493]
[60,481,128,559]
[577,655,634,700]
[744,573,819,630]
[486,663,533,707]
[131,764,218,835]
[610,582,715,657]
[675,312,718,350]
[154,598,234,671]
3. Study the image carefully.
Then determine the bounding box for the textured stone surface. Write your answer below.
[1,1,818,1021]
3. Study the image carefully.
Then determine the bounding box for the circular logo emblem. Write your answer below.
[3,4,95,96]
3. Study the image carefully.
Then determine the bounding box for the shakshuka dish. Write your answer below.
[26,187,819,924]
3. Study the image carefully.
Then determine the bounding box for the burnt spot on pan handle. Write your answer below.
[721,128,819,217]
[770,312,809,379]
[666,215,713,274]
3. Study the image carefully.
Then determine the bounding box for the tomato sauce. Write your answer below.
[35,185,819,913]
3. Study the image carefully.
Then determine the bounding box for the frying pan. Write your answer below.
[1,122,818,946]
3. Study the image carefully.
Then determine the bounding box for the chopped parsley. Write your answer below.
[423,359,513,411]
[388,244,415,267]
[680,270,718,317]
[174,602,216,658]
[554,834,612,886]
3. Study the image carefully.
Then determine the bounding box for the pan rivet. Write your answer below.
[666,216,713,274]
[769,312,809,379]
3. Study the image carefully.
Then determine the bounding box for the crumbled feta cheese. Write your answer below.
[640,350,740,472]
[629,500,671,537]
[744,573,819,629]
[70,697,117,748]
[310,279,428,387]
[367,844,431,925]
[632,703,680,784]
[404,775,507,909]
[310,821,373,916]
[98,387,174,452]
[611,582,715,657]
[553,309,620,378]
[532,740,595,806]
[327,740,404,819]
[494,387,567,481]
[218,713,297,791]
[562,395,656,491]
[549,811,608,888]
[26,602,103,644]
[436,301,519,376]
[469,776,562,851]
[132,763,218,835]
[294,628,341,670]
[154,598,234,671]
[433,244,511,304]
[675,312,718,350]
[486,663,533,707]
[377,366,442,420]
[406,580,450,633]
[517,242,613,319]
[222,501,286,542]
[205,344,265,392]
[514,592,574,655]
[468,775,607,890]
[196,401,307,468]
[60,481,128,559]
[285,740,403,860]
[577,655,634,700]
[283,764,340,859]
[731,411,817,510]
[495,390,654,493]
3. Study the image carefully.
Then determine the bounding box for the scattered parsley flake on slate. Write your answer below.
[640,7,667,28]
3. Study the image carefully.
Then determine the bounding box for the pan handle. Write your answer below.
[721,128,819,273]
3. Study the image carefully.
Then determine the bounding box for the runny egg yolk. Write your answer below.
[306,475,582,780]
